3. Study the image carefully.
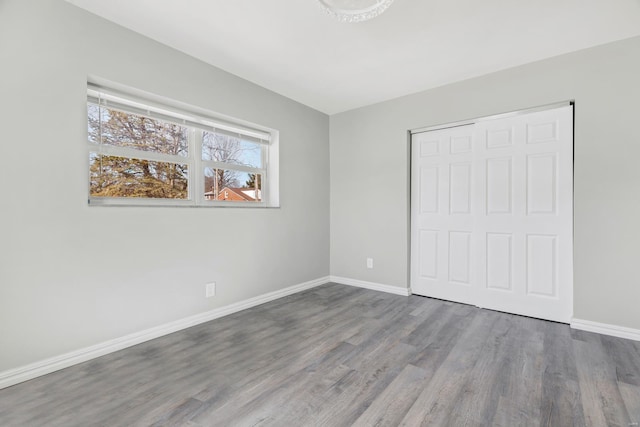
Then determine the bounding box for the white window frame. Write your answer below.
[86,81,279,208]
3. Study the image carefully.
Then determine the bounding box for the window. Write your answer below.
[86,82,278,207]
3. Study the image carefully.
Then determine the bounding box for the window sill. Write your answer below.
[88,198,279,208]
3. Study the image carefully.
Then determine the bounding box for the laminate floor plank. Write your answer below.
[619,382,640,425]
[351,364,429,427]
[398,310,501,426]
[149,397,207,427]
[539,320,585,426]
[402,304,454,349]
[574,337,632,426]
[448,314,542,426]
[197,356,353,426]
[1,283,639,426]
[486,317,545,427]
[494,396,540,427]
[407,303,477,365]
[309,341,418,427]
[190,340,360,423]
[601,335,640,387]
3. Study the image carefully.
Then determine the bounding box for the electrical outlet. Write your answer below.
[205,282,216,298]
[366,258,374,269]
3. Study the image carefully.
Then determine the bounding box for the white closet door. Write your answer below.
[411,106,573,323]
[411,124,478,306]
[474,106,573,322]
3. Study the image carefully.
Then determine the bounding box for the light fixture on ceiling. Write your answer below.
[317,0,395,23]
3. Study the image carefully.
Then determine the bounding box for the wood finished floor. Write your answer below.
[1,283,639,426]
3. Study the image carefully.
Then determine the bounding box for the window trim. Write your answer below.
[86,81,278,208]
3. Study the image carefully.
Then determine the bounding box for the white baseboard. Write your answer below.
[329,275,411,296]
[0,276,330,390]
[571,318,640,342]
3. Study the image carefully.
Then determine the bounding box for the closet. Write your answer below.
[410,105,573,322]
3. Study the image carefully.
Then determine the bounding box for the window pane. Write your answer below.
[90,153,188,199]
[202,131,262,168]
[203,167,261,202]
[87,103,189,157]
[87,103,102,144]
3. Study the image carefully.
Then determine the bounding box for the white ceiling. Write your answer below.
[66,0,640,114]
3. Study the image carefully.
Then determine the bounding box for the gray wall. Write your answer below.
[330,36,640,331]
[0,0,329,372]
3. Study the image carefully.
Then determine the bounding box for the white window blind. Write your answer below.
[87,83,270,144]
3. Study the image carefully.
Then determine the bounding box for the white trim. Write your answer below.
[201,160,265,175]
[0,276,329,390]
[329,275,411,296]
[571,318,640,342]
[411,100,574,135]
